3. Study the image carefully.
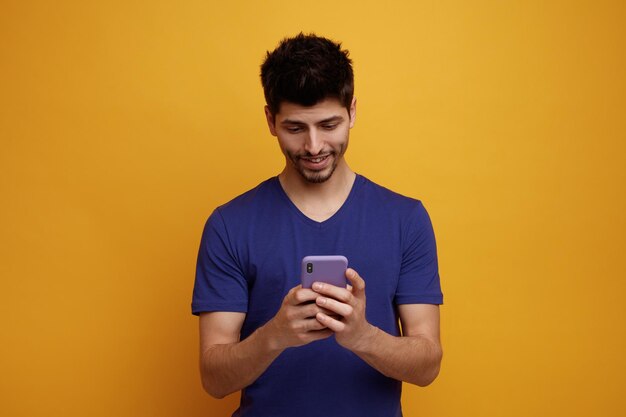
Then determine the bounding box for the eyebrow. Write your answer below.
[280,115,345,125]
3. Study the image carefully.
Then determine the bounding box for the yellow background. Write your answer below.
[1,1,625,416]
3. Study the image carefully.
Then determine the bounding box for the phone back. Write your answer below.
[300,255,348,289]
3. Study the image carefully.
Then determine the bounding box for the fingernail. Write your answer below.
[317,297,327,305]
[313,282,322,291]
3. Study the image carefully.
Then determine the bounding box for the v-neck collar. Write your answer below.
[273,174,364,230]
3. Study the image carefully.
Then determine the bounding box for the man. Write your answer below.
[192,33,443,417]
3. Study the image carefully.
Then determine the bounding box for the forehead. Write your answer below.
[275,98,348,123]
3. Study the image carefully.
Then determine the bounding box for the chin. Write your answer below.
[299,166,336,184]
[303,174,332,183]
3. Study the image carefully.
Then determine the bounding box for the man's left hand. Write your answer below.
[312,268,377,351]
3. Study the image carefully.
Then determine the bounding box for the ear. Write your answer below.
[264,106,277,136]
[349,97,357,128]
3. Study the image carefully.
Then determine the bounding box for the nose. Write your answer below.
[304,129,324,155]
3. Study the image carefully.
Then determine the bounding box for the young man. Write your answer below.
[192,33,443,417]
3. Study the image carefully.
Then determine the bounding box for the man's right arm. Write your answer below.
[199,286,333,398]
[199,311,278,399]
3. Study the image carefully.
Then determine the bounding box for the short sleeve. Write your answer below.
[191,208,249,315]
[394,202,443,305]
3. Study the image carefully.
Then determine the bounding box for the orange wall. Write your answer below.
[1,1,625,416]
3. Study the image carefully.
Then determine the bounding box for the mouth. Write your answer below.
[305,155,329,163]
[300,154,332,170]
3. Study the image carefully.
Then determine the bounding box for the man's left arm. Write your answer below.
[313,268,442,386]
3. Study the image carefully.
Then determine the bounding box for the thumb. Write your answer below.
[346,268,365,296]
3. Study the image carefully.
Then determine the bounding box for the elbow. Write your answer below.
[206,389,229,400]
[200,363,233,399]
[414,345,443,387]
[200,348,235,399]
[201,376,230,399]
[203,386,226,400]
[414,365,440,387]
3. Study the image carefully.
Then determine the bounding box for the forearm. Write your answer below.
[200,323,282,398]
[200,287,335,398]
[352,325,442,386]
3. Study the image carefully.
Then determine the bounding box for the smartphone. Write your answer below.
[300,255,349,289]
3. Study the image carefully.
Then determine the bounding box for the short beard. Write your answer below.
[298,162,338,183]
[288,151,339,184]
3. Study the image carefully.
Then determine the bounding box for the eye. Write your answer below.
[321,124,338,130]
[285,126,303,133]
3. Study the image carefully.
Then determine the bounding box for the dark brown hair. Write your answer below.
[260,33,354,116]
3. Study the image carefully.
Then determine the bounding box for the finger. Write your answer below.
[305,328,334,342]
[316,295,353,318]
[316,312,346,332]
[289,287,323,305]
[301,317,329,331]
[345,268,365,296]
[312,282,352,303]
[313,306,341,320]
[317,307,339,317]
[300,302,335,319]
[301,302,337,317]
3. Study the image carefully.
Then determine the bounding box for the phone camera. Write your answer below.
[306,263,313,273]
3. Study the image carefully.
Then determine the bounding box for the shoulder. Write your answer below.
[200,177,281,239]
[357,175,427,216]
[212,177,280,219]
[356,175,434,240]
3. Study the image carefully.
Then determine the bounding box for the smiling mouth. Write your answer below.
[306,155,328,163]
[301,153,331,163]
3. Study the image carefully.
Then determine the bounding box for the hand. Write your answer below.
[312,268,377,351]
[263,285,334,351]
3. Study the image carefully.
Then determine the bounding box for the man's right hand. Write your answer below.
[262,285,334,351]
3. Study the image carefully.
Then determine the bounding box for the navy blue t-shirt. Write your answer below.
[192,175,443,417]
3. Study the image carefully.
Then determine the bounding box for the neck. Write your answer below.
[278,161,356,222]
